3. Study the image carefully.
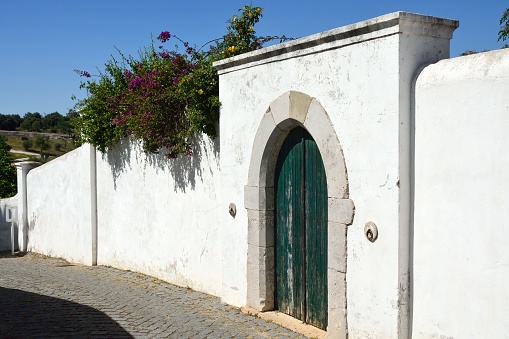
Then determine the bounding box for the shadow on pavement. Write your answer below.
[0,251,26,259]
[0,287,133,338]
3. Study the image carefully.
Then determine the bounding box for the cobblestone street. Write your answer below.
[0,252,307,338]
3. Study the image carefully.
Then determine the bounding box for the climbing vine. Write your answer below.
[73,5,291,157]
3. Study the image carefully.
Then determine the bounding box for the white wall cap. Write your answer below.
[417,48,509,86]
[15,161,41,171]
[214,12,458,74]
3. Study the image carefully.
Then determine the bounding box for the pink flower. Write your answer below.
[128,77,143,89]
[157,31,171,43]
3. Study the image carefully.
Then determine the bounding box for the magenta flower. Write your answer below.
[128,77,143,89]
[157,31,171,43]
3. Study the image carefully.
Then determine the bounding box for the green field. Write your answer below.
[3,134,77,162]
[9,152,31,161]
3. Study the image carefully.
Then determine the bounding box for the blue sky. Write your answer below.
[0,0,506,116]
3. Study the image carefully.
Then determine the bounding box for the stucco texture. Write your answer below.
[96,137,222,296]
[413,49,509,338]
[26,145,93,264]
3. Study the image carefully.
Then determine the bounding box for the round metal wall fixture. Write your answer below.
[229,203,237,218]
[364,221,378,242]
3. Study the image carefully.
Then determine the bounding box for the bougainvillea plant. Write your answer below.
[499,8,509,42]
[73,5,292,157]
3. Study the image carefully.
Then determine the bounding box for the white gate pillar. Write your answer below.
[15,161,40,252]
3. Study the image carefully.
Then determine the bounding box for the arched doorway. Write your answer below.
[245,91,354,338]
[275,126,328,329]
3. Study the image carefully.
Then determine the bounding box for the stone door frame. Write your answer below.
[244,91,355,337]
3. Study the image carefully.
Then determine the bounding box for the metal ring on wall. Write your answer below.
[364,221,378,242]
[229,203,237,218]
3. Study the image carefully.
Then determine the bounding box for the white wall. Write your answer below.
[22,136,222,296]
[215,12,457,338]
[413,49,509,338]
[218,33,403,338]
[26,145,93,264]
[0,196,18,251]
[96,137,222,296]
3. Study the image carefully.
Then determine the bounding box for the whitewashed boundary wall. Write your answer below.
[413,49,509,338]
[25,145,93,264]
[0,196,18,251]
[95,137,222,296]
[20,136,222,297]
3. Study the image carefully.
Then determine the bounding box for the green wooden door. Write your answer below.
[275,127,328,330]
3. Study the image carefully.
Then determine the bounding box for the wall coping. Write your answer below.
[213,11,459,75]
[15,161,41,170]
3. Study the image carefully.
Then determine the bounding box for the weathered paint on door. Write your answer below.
[275,126,328,330]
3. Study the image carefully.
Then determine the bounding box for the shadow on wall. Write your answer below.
[0,197,19,252]
[103,134,220,192]
[0,226,18,252]
[0,286,133,337]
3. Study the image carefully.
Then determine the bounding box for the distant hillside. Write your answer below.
[0,130,72,140]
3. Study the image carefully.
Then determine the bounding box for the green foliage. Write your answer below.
[73,60,126,152]
[0,137,16,198]
[2,111,76,134]
[34,135,51,155]
[0,149,16,198]
[54,142,62,152]
[0,114,22,131]
[20,112,43,131]
[2,134,76,159]
[22,139,33,151]
[73,5,291,158]
[0,136,12,152]
[499,8,509,42]
[207,5,290,60]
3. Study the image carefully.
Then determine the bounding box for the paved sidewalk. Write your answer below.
[0,252,307,338]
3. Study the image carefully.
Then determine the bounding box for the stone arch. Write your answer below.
[244,91,355,337]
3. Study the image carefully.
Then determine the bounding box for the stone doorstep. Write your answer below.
[240,306,326,339]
